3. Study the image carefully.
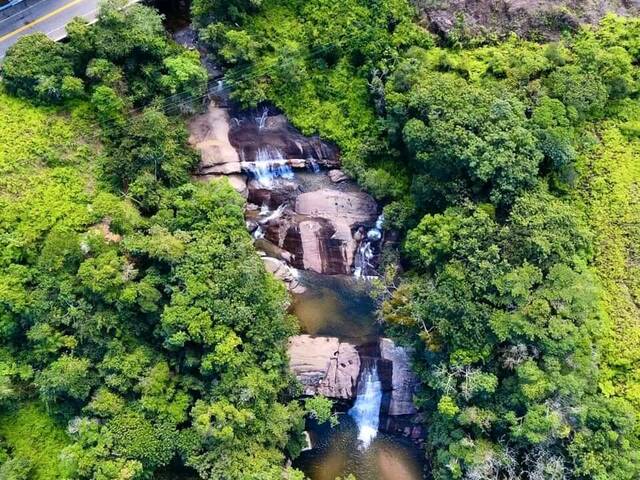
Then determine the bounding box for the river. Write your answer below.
[187,95,425,478]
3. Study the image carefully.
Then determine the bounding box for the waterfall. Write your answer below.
[256,107,269,130]
[259,204,286,224]
[307,156,320,173]
[354,214,384,277]
[349,364,382,450]
[250,146,294,187]
[253,226,265,239]
[353,241,374,278]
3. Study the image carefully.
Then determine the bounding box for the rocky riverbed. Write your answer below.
[188,97,424,477]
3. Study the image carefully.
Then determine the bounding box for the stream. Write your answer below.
[187,97,425,479]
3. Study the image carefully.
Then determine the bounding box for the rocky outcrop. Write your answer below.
[248,186,379,275]
[261,256,306,294]
[189,104,381,276]
[417,0,639,40]
[288,335,419,419]
[328,169,349,183]
[287,189,378,274]
[189,105,240,172]
[228,112,339,167]
[380,338,419,416]
[295,190,378,226]
[288,335,361,399]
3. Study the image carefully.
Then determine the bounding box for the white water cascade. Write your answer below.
[349,364,383,450]
[256,107,269,129]
[250,146,295,187]
[353,241,374,278]
[353,214,384,277]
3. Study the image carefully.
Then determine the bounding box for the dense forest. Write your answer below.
[1,0,639,478]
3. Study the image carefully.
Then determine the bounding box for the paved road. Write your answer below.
[0,0,101,59]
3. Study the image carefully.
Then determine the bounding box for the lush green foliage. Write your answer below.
[2,0,207,108]
[382,17,640,480]
[0,402,70,479]
[3,0,640,477]
[0,3,307,479]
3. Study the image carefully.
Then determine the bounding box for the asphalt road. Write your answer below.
[0,0,102,59]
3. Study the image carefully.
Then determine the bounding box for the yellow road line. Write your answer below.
[0,0,86,43]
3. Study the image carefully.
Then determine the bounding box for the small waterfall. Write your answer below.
[354,214,384,277]
[256,107,269,130]
[259,204,286,224]
[250,146,294,187]
[253,225,265,239]
[308,156,320,173]
[349,364,382,450]
[353,241,374,278]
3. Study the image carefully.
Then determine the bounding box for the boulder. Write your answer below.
[380,338,419,416]
[262,256,306,293]
[328,169,349,183]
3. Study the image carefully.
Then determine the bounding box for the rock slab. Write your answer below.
[288,335,360,399]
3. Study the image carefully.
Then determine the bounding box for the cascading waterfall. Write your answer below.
[307,156,321,173]
[253,225,265,239]
[250,146,294,186]
[259,203,286,224]
[354,214,384,277]
[256,107,269,129]
[353,241,374,278]
[349,364,383,450]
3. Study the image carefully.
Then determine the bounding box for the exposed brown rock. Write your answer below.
[288,335,361,399]
[92,219,121,243]
[295,189,378,226]
[261,256,306,293]
[189,105,239,169]
[328,169,349,183]
[228,112,340,167]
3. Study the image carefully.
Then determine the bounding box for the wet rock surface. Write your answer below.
[380,338,419,416]
[287,335,419,420]
[189,101,421,444]
[190,104,380,276]
[288,335,361,399]
[328,169,349,183]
